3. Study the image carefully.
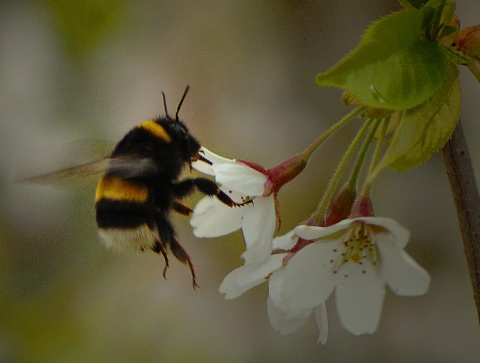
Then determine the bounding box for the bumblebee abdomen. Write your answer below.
[95,175,149,203]
[95,198,153,229]
[97,225,157,251]
[95,175,157,251]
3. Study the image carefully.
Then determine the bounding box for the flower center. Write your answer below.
[332,221,380,274]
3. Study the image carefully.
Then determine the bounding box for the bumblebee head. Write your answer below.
[161,86,201,160]
[111,87,202,178]
[163,117,201,161]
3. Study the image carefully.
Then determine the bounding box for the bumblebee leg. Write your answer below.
[169,238,198,289]
[173,200,193,216]
[154,212,176,279]
[152,239,170,278]
[155,211,198,288]
[193,177,254,207]
[171,179,196,198]
[173,177,250,207]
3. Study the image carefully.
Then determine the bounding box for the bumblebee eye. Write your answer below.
[170,123,187,138]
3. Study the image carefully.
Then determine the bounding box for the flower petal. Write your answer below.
[190,197,244,237]
[378,242,431,296]
[272,230,299,250]
[213,162,267,196]
[279,241,339,309]
[267,297,312,335]
[267,267,285,307]
[201,147,235,164]
[294,219,353,240]
[192,147,234,175]
[359,217,410,249]
[191,159,215,176]
[314,303,329,345]
[219,254,284,299]
[242,196,276,263]
[335,261,385,335]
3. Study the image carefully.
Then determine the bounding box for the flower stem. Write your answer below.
[362,117,390,197]
[302,106,365,160]
[442,120,480,323]
[347,118,382,193]
[311,118,373,225]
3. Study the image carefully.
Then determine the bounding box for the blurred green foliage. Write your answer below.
[41,0,126,59]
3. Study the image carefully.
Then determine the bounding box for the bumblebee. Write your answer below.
[26,86,241,287]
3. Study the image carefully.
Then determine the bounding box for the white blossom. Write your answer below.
[271,217,431,335]
[191,147,276,262]
[219,230,329,343]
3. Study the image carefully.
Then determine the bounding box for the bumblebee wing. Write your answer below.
[20,158,112,186]
[20,156,158,186]
[107,155,158,179]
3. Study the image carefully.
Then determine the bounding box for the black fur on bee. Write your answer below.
[94,86,243,288]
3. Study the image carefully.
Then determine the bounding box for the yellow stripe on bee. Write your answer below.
[95,176,149,203]
[138,120,172,142]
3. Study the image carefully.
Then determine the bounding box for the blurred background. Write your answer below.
[1,0,480,362]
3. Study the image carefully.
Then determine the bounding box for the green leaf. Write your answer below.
[424,0,456,41]
[399,0,430,9]
[441,45,474,65]
[316,8,448,110]
[368,63,460,180]
[438,24,457,39]
[43,0,125,59]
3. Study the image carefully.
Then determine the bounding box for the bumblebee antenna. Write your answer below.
[162,91,170,118]
[175,85,190,121]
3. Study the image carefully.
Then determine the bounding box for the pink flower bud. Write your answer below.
[238,153,307,197]
[325,184,357,226]
[349,196,374,218]
[456,25,480,60]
